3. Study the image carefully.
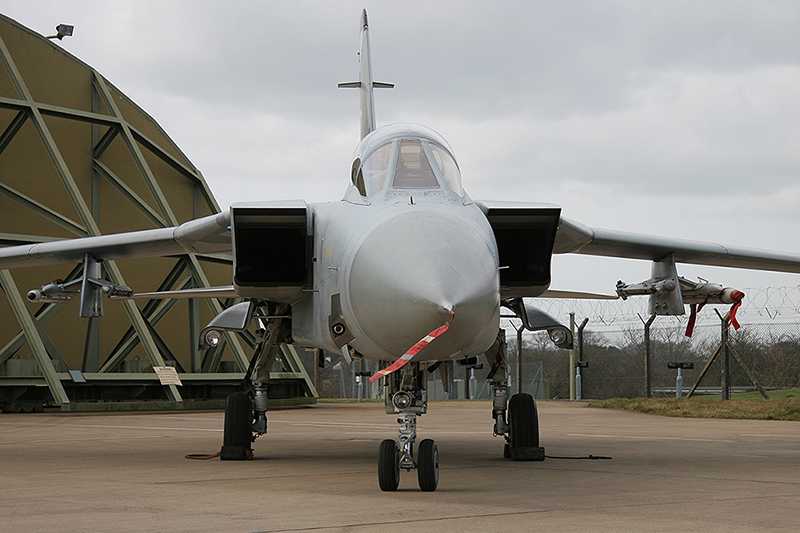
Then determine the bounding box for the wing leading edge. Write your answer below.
[554,216,800,274]
[0,210,231,269]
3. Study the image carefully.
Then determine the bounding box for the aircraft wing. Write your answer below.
[554,216,800,273]
[0,211,231,269]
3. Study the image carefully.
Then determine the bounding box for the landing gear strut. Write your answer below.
[218,302,291,460]
[486,329,545,461]
[377,362,438,491]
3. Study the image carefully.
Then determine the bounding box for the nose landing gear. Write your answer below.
[377,362,439,491]
[378,413,439,492]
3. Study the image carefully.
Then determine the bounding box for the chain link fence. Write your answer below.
[303,286,800,400]
[508,286,800,399]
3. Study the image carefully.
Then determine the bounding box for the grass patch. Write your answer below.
[589,396,800,421]
[728,388,800,400]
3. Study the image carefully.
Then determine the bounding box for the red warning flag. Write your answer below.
[369,310,454,384]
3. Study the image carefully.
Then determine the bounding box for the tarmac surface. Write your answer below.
[1,400,799,532]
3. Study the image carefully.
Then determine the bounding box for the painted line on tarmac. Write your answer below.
[78,415,223,422]
[567,433,736,443]
[0,421,222,432]
[247,491,800,533]
[0,435,166,445]
[269,420,397,428]
[737,433,800,438]
[269,421,486,435]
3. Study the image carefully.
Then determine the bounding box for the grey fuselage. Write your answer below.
[290,124,501,363]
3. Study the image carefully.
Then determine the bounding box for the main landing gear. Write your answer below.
[486,329,545,461]
[495,389,544,461]
[377,361,439,491]
[219,302,291,461]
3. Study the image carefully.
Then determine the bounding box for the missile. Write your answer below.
[26,280,132,304]
[617,275,743,336]
[682,282,744,337]
[27,289,73,303]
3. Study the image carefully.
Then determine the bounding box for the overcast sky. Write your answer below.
[4,1,800,298]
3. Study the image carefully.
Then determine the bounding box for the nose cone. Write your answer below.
[347,211,499,360]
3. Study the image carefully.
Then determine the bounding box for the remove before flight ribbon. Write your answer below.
[369,309,455,383]
[685,290,744,337]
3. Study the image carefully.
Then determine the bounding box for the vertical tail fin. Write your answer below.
[338,9,394,140]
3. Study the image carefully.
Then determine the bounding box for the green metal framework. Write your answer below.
[0,15,316,411]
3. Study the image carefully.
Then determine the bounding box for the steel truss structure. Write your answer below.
[0,15,316,411]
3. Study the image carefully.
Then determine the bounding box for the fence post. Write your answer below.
[719,310,730,400]
[641,313,656,398]
[515,322,523,396]
[577,317,589,396]
[569,312,576,400]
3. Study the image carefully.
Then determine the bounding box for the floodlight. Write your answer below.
[204,330,222,347]
[47,24,74,40]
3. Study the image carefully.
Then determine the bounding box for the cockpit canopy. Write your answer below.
[347,124,465,201]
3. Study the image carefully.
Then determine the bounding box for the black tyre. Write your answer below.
[508,393,544,461]
[378,439,400,491]
[417,438,439,491]
[220,392,253,460]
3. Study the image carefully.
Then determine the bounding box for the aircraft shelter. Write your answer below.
[0,14,316,411]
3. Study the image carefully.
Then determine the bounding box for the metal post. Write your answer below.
[575,361,588,401]
[357,359,364,402]
[334,362,345,398]
[577,317,589,398]
[670,362,694,399]
[516,323,523,396]
[577,317,589,362]
[469,367,476,400]
[643,314,656,398]
[569,312,576,400]
[722,315,730,400]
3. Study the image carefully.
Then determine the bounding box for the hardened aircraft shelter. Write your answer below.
[0,14,316,411]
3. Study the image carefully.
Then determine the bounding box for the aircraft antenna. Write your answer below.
[338,9,394,140]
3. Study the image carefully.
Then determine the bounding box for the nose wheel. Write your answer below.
[377,361,439,491]
[417,438,439,491]
[378,439,400,491]
[377,436,439,492]
[377,412,439,491]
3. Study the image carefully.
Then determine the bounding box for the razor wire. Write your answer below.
[500,286,800,399]
[525,285,800,333]
[308,286,800,399]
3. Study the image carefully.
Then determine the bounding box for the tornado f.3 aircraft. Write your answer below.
[3,10,800,491]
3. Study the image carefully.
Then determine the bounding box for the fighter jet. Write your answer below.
[3,10,800,492]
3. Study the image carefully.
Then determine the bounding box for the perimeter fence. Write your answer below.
[303,287,800,400]
[505,286,800,400]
